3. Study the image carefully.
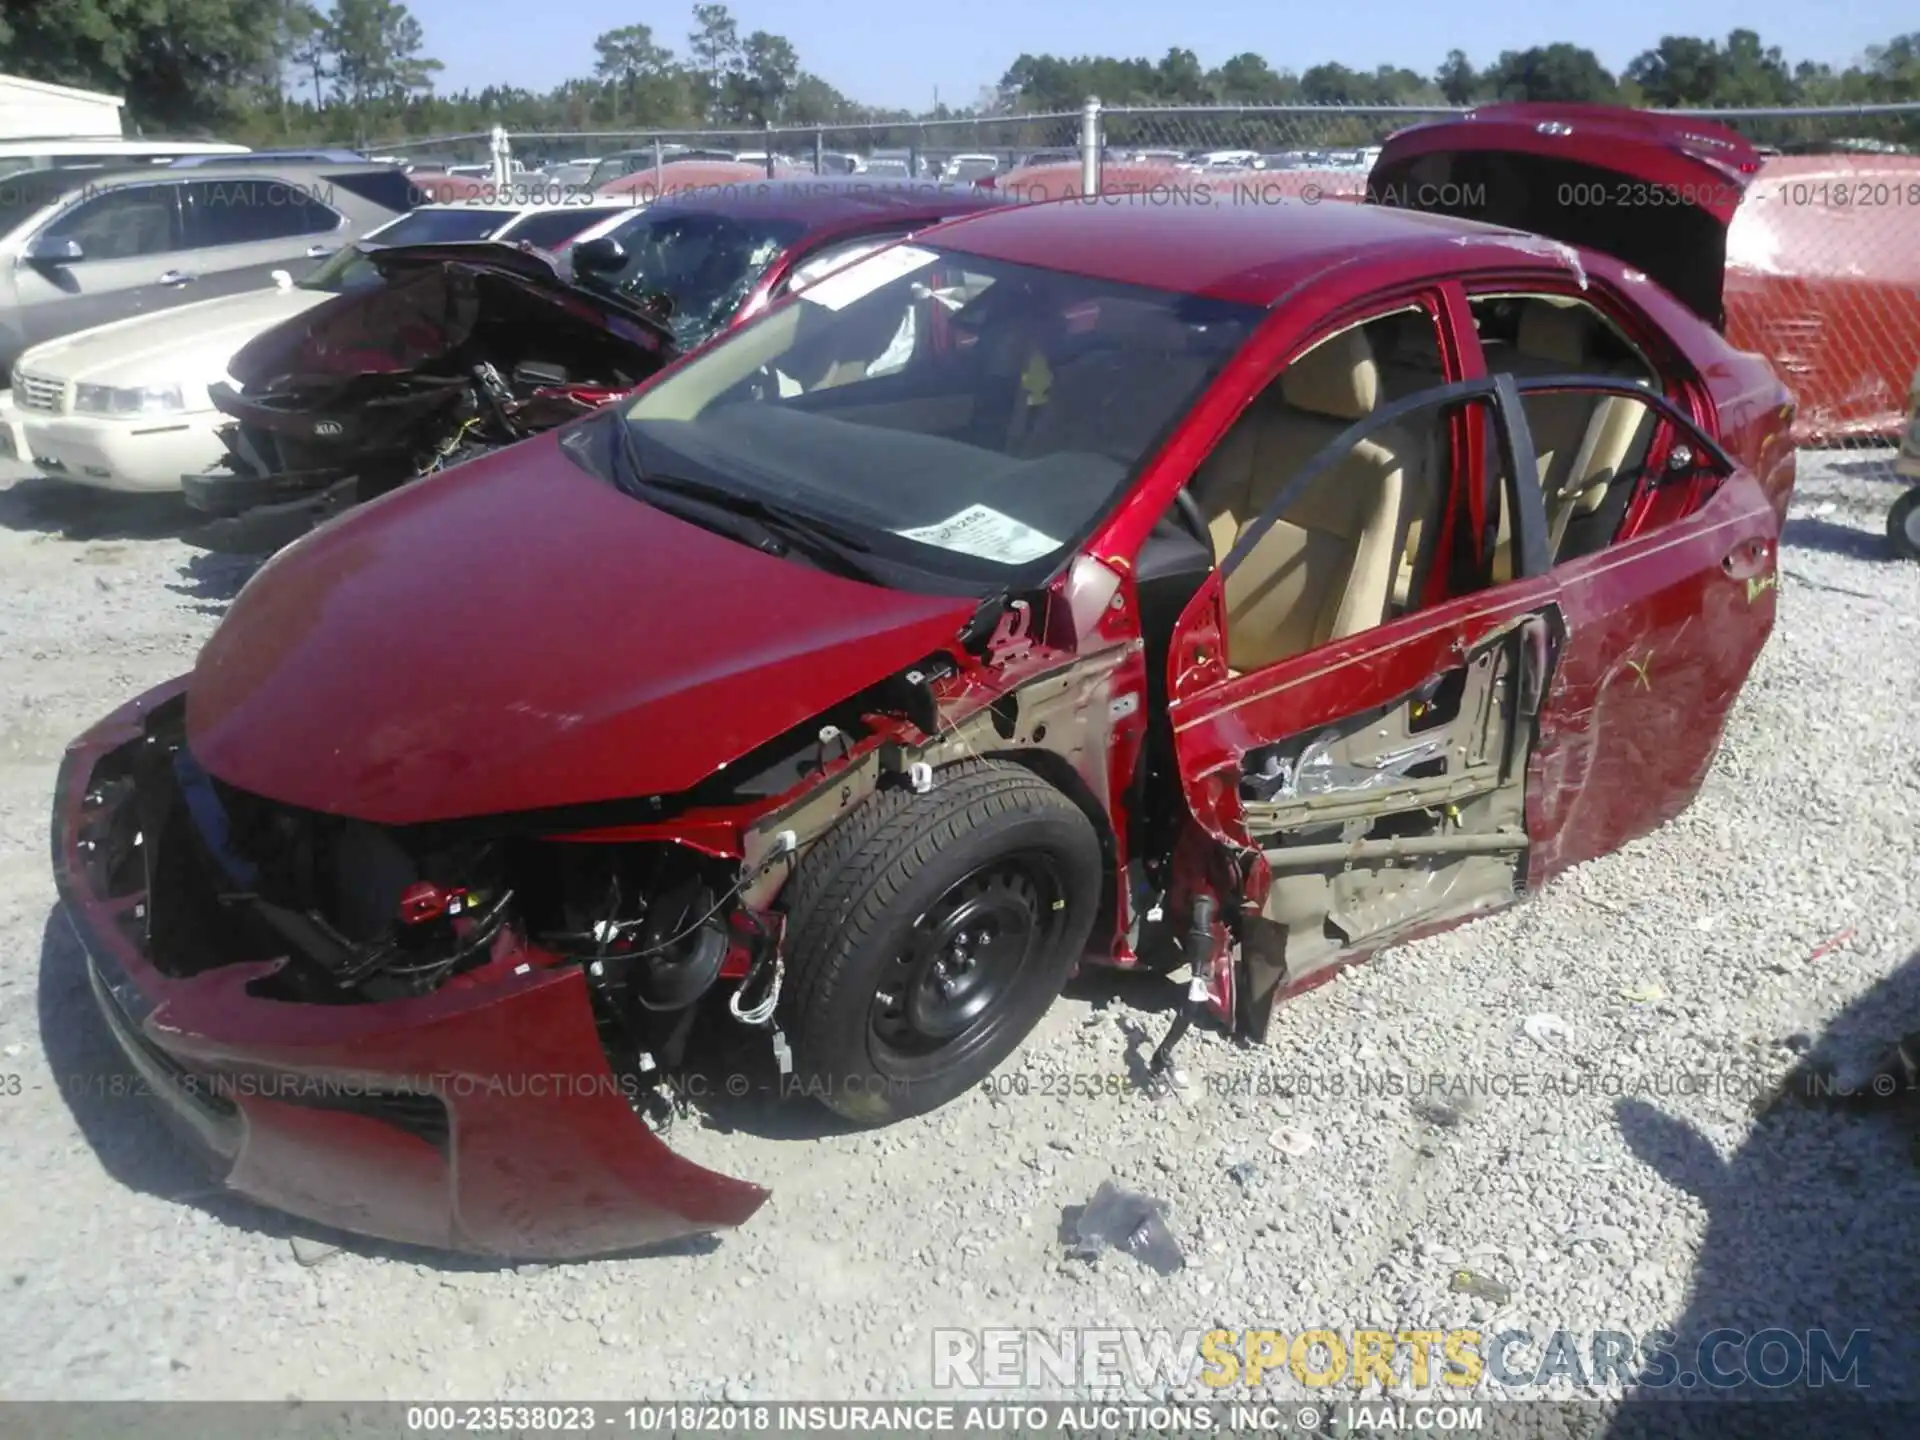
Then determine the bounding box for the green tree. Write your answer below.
[1212,53,1290,104]
[1481,44,1618,102]
[688,2,740,120]
[1435,48,1479,105]
[590,23,683,125]
[324,0,440,112]
[732,31,799,124]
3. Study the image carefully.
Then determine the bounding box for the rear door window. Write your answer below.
[184,178,343,246]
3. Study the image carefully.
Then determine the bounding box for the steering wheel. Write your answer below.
[1172,486,1211,550]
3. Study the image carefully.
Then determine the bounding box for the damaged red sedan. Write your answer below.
[54,112,1794,1258]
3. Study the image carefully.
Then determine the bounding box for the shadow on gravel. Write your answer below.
[675,964,1193,1142]
[0,477,198,543]
[1605,949,1920,1433]
[1823,452,1905,483]
[1780,514,1894,565]
[166,550,268,615]
[35,905,725,1273]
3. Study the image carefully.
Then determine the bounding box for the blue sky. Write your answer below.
[404,0,1908,111]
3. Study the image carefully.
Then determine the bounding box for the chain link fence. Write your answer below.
[377,99,1920,446]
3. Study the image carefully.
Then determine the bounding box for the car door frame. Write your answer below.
[1162,308,1742,1033]
[1449,274,1779,883]
[177,174,349,304]
[13,180,192,351]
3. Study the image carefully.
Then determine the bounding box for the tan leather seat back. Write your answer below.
[1553,390,1658,548]
[1192,325,1423,672]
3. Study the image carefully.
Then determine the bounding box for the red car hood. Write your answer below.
[1369,102,1763,328]
[186,429,977,825]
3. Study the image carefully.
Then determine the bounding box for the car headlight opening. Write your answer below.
[73,383,186,417]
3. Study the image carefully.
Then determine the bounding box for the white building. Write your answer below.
[0,74,124,140]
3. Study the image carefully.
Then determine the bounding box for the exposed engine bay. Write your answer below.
[183,244,674,519]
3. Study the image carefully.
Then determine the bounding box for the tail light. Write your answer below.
[973,175,995,190]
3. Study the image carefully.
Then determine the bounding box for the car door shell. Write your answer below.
[1446,277,1783,881]
[178,176,349,305]
[12,181,191,353]
[1163,368,1560,1027]
[1157,305,1775,1034]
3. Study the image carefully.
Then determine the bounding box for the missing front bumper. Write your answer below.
[53,680,771,1258]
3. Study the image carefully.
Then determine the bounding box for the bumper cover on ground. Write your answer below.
[51,679,770,1258]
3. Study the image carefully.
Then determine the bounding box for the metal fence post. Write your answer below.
[814,127,825,175]
[764,120,776,177]
[1080,96,1101,195]
[652,135,663,173]
[490,124,511,186]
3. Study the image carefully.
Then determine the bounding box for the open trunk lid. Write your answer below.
[1367,102,1763,328]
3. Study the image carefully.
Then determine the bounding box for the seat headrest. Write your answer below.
[1516,300,1591,366]
[1281,325,1379,421]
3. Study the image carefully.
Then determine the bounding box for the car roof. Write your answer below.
[7,159,406,189]
[646,176,1006,226]
[917,195,1582,307]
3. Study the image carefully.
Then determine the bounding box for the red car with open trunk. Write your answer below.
[55,106,1794,1257]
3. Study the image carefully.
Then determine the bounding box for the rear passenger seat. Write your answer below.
[1485,299,1659,580]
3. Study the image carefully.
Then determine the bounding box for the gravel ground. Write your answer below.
[1,450,1916,1408]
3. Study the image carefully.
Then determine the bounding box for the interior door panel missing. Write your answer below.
[1235,614,1549,1003]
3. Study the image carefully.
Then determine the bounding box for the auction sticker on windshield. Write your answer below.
[896,503,1060,563]
[799,243,939,310]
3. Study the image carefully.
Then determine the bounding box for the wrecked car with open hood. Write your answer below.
[180,177,1006,524]
[56,105,1796,1258]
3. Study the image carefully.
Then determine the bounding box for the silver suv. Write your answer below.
[0,160,423,376]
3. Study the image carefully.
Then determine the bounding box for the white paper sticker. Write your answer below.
[895,503,1060,563]
[797,243,938,310]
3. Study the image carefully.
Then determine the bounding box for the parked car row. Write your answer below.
[45,103,1814,1263]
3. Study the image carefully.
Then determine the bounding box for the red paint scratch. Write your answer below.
[1808,927,1856,961]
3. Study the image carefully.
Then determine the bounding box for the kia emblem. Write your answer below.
[313,420,344,436]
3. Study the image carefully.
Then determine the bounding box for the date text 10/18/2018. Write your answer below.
[404,1401,1485,1434]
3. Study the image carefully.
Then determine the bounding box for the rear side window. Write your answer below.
[321,168,430,213]
[184,179,342,245]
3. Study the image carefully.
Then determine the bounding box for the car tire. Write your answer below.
[779,759,1104,1124]
[1888,486,1920,562]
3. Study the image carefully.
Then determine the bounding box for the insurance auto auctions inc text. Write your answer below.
[931,1326,1872,1394]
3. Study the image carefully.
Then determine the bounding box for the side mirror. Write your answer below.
[570,235,628,275]
[25,233,84,265]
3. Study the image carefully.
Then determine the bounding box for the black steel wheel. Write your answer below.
[779,760,1104,1122]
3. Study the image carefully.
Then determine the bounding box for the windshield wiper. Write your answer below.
[606,417,878,581]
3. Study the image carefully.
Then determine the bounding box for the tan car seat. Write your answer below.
[1486,299,1657,577]
[1191,325,1435,673]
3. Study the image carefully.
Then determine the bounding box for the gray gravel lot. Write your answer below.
[1,450,1916,1407]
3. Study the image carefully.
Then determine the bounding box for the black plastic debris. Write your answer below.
[1059,1181,1185,1275]
[1411,1098,1466,1128]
